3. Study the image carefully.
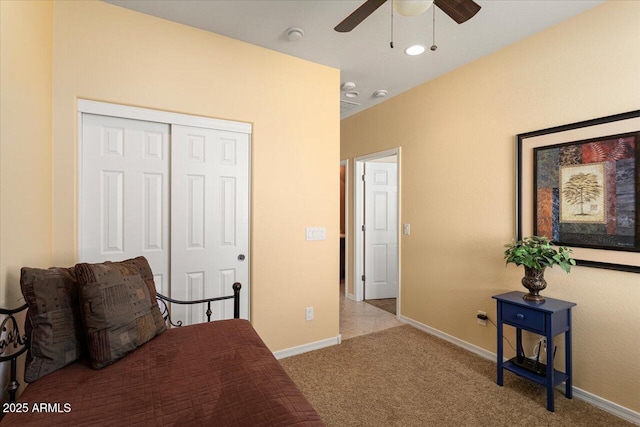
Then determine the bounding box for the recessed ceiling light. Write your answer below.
[373,90,388,98]
[405,44,426,56]
[341,81,356,91]
[345,91,359,98]
[286,27,304,41]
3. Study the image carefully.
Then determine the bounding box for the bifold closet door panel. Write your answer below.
[171,124,250,324]
[80,114,170,296]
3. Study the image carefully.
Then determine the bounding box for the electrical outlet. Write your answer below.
[305,306,314,321]
[477,310,487,326]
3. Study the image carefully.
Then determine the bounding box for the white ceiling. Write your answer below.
[106,0,605,119]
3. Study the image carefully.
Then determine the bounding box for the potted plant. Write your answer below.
[503,236,576,303]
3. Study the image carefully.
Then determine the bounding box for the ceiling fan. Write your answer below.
[335,0,481,32]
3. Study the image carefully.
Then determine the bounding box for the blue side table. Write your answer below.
[493,291,576,412]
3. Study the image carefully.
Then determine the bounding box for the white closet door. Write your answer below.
[80,114,170,296]
[171,125,250,324]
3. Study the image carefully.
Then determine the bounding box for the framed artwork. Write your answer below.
[517,110,640,273]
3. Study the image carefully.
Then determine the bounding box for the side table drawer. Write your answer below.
[502,302,545,333]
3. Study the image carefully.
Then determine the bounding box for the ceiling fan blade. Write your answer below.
[334,0,388,32]
[434,0,481,24]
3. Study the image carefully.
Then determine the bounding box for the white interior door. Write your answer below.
[171,125,250,324]
[80,114,170,295]
[364,161,398,300]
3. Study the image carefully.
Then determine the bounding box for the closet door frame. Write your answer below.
[77,99,252,318]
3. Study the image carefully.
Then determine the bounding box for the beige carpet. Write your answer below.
[280,325,633,427]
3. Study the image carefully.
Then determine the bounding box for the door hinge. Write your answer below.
[362,174,366,181]
[361,224,366,231]
[361,275,366,282]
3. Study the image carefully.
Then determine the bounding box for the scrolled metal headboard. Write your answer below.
[156,282,242,326]
[0,303,29,403]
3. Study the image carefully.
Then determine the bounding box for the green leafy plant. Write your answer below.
[504,236,576,273]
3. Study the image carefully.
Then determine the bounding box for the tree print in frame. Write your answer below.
[517,110,640,273]
[534,133,638,251]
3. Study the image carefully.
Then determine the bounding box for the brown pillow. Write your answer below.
[20,267,84,383]
[75,256,166,369]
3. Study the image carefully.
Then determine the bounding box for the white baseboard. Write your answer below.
[400,315,497,362]
[400,315,640,426]
[556,383,640,425]
[346,292,355,301]
[273,334,342,360]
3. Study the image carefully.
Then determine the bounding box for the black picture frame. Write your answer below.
[516,110,640,273]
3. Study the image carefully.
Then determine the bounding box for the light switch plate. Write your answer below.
[306,227,326,241]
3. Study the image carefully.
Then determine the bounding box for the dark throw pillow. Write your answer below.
[75,256,166,369]
[20,267,84,383]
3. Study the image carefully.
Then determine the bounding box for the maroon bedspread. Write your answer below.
[2,320,324,426]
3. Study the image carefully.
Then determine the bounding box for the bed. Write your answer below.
[0,258,323,426]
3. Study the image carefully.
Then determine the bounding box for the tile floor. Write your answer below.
[365,298,396,315]
[340,282,403,340]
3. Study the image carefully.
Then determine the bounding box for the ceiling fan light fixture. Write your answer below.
[393,0,434,17]
[405,44,426,56]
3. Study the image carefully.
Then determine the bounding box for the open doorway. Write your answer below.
[339,156,401,340]
[354,148,400,317]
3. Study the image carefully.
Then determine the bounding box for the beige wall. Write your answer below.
[51,1,340,351]
[0,0,339,353]
[342,1,640,412]
[0,0,53,401]
[0,0,53,307]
